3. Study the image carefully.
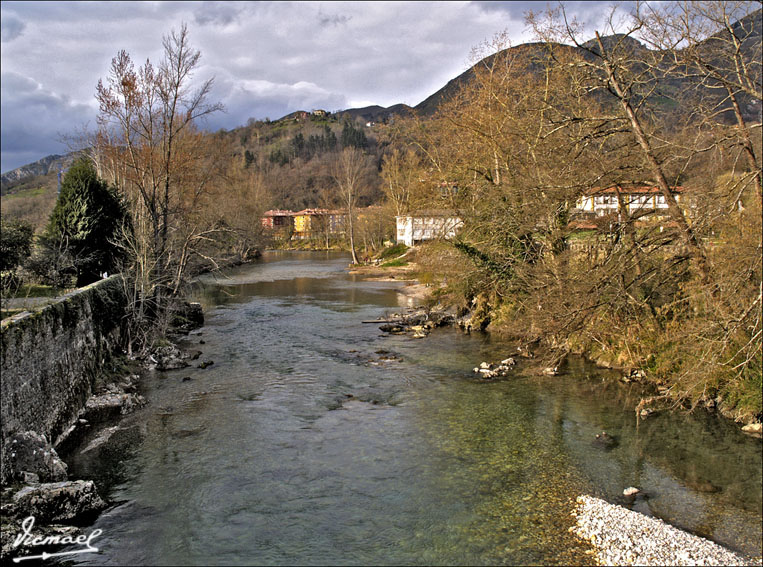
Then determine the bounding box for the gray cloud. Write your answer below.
[471,1,636,34]
[1,71,94,172]
[2,1,629,173]
[194,1,246,26]
[1,12,25,42]
[317,9,351,27]
[205,75,348,130]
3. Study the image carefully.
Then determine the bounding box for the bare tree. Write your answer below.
[332,148,371,264]
[94,23,223,344]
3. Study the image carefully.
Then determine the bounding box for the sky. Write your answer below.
[0,1,615,173]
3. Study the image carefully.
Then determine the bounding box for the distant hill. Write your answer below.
[1,153,74,196]
[337,103,414,123]
[3,9,759,199]
[277,104,414,125]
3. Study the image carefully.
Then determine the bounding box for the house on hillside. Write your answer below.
[576,186,686,218]
[395,211,463,247]
[262,210,295,233]
[292,209,318,238]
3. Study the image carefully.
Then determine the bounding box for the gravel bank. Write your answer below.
[573,495,759,566]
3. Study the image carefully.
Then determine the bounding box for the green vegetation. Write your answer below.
[381,258,409,267]
[0,218,33,273]
[378,242,408,260]
[37,157,130,287]
[9,283,64,298]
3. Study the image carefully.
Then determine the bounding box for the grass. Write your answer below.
[2,185,51,199]
[1,308,26,319]
[378,242,408,260]
[381,258,409,267]
[11,283,64,298]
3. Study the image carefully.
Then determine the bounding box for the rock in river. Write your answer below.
[12,480,106,524]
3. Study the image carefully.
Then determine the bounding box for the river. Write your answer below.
[66,251,762,565]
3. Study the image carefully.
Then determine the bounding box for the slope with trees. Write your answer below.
[381,2,761,420]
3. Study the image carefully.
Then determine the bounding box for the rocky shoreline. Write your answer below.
[0,301,206,560]
[572,495,760,566]
[363,261,762,434]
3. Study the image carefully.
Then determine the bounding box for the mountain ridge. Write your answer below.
[3,10,760,183]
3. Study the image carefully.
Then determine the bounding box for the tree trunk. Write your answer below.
[595,32,714,287]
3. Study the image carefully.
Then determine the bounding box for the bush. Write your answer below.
[0,218,34,272]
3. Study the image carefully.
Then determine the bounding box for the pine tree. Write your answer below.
[45,157,130,286]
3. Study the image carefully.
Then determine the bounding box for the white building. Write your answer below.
[577,186,685,217]
[395,212,463,247]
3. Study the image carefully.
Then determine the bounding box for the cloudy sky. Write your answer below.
[1,1,614,173]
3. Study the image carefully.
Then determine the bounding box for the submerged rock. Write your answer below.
[378,307,456,338]
[593,431,618,450]
[472,357,516,380]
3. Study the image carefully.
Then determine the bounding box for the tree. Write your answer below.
[332,148,371,264]
[380,148,422,216]
[0,218,34,296]
[341,120,368,149]
[94,23,223,344]
[634,2,762,201]
[44,157,129,287]
[0,219,34,274]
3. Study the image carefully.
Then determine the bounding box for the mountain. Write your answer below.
[337,103,414,123]
[3,9,759,195]
[1,153,73,195]
[413,42,557,116]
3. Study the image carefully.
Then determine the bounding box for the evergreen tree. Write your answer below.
[341,121,368,149]
[45,157,130,287]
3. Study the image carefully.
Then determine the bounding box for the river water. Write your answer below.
[66,251,762,565]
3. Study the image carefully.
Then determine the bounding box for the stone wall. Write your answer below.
[0,276,127,484]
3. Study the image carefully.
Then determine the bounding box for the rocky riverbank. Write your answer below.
[572,495,760,566]
[0,301,206,560]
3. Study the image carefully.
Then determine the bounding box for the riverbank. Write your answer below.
[353,250,762,436]
[0,296,204,560]
[349,260,440,304]
[573,495,760,566]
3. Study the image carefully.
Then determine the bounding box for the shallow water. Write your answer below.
[64,251,762,565]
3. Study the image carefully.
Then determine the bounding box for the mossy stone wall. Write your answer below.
[0,275,127,483]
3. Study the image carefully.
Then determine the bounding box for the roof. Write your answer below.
[396,209,461,218]
[263,209,295,217]
[568,220,599,230]
[584,185,686,195]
